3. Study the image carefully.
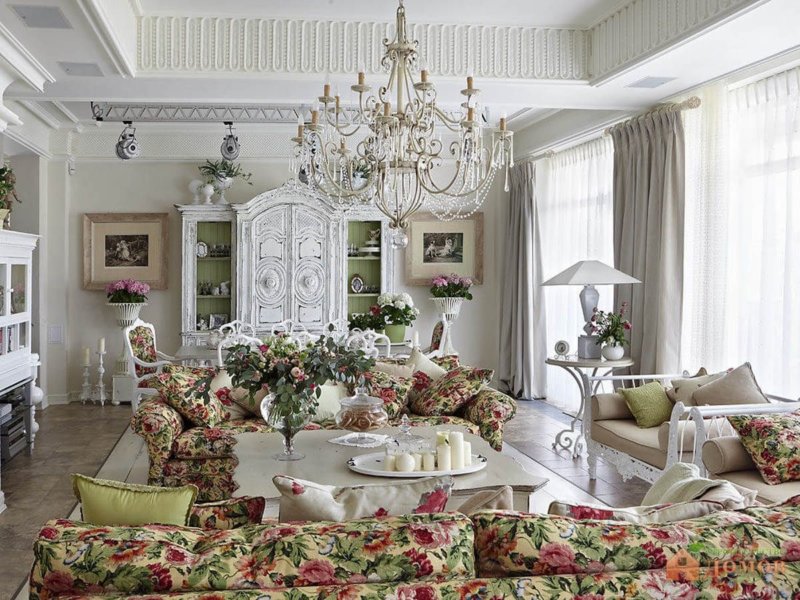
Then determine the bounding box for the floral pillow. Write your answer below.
[547,499,726,524]
[431,355,461,370]
[274,475,453,522]
[409,366,494,416]
[149,369,225,427]
[727,411,800,484]
[210,369,261,420]
[189,496,266,529]
[361,370,412,419]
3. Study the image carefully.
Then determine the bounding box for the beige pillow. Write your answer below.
[702,436,757,475]
[547,499,725,524]
[407,347,447,381]
[457,486,513,514]
[668,369,724,407]
[691,363,768,406]
[697,481,758,509]
[374,361,415,379]
[273,475,454,522]
[313,382,349,422]
[211,370,251,420]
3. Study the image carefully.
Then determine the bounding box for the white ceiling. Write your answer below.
[1,0,799,149]
[134,0,628,28]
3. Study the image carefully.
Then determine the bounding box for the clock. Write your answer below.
[554,340,570,358]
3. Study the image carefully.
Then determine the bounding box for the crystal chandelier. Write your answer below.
[292,0,513,247]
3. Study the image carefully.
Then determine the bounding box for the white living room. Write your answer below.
[1,0,800,598]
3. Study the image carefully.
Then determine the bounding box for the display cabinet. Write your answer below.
[344,216,394,321]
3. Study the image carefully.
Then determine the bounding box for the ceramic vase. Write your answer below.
[601,344,625,361]
[215,176,233,204]
[107,302,147,328]
[384,324,406,343]
[260,393,311,461]
[199,183,215,204]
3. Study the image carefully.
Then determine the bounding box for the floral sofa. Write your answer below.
[132,363,517,502]
[31,497,800,598]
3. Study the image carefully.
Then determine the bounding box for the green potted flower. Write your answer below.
[0,163,20,229]
[376,292,418,343]
[198,159,253,204]
[348,310,385,332]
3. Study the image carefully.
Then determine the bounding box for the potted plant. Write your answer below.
[430,273,473,317]
[198,159,253,204]
[197,333,374,460]
[591,302,632,361]
[105,279,150,327]
[0,163,20,230]
[352,160,372,190]
[376,292,418,343]
[348,310,385,332]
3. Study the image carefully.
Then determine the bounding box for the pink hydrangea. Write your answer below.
[432,276,448,287]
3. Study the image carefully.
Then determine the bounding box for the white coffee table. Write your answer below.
[233,426,548,515]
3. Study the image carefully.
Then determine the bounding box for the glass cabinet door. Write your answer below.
[0,263,7,317]
[10,263,28,315]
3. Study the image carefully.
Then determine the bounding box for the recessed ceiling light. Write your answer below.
[626,77,677,89]
[58,62,103,77]
[10,5,72,29]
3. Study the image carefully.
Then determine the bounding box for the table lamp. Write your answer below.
[542,260,640,359]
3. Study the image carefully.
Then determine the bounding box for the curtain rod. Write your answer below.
[604,96,701,135]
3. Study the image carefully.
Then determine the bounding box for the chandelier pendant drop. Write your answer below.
[292,0,513,245]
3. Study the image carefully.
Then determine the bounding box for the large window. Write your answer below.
[682,68,800,397]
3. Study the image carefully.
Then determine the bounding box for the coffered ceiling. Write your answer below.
[0,0,798,157]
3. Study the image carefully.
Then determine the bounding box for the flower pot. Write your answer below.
[260,393,311,461]
[384,324,406,343]
[431,296,464,317]
[601,344,625,361]
[107,302,147,328]
[200,183,215,204]
[215,176,233,204]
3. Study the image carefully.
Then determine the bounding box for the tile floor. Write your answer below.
[1,399,651,599]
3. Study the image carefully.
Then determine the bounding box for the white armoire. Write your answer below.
[178,184,394,345]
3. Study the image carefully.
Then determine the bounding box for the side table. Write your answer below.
[545,355,634,458]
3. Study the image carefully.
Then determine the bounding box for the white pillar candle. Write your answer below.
[437,444,451,471]
[412,331,420,348]
[422,452,436,471]
[98,337,106,353]
[82,347,91,367]
[384,454,397,471]
[463,441,472,466]
[412,452,422,471]
[449,431,465,469]
[436,431,450,447]
[395,453,416,472]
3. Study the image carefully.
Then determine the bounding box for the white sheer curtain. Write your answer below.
[538,137,615,411]
[682,67,800,398]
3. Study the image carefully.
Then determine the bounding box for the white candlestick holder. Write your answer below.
[93,351,107,406]
[80,365,92,404]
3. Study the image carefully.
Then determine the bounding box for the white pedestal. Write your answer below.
[112,374,137,406]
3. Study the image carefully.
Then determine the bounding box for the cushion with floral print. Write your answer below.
[471,500,800,579]
[189,496,266,529]
[274,475,453,522]
[409,366,494,416]
[31,512,474,597]
[360,370,412,419]
[727,410,800,484]
[148,369,225,428]
[127,325,158,377]
[431,355,461,370]
[547,500,726,524]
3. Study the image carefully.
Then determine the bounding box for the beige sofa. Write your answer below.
[703,435,800,504]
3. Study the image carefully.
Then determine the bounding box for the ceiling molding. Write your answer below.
[17,100,60,129]
[136,16,589,81]
[589,0,767,85]
[0,22,55,91]
[77,0,137,77]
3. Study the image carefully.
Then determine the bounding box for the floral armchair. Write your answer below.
[123,319,183,410]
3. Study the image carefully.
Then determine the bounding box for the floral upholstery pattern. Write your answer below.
[728,410,800,484]
[188,496,266,529]
[130,398,185,485]
[430,321,444,351]
[409,366,494,416]
[172,419,272,459]
[361,370,412,419]
[472,498,800,579]
[127,325,158,377]
[431,354,461,370]
[149,369,224,428]
[30,513,474,598]
[162,457,240,502]
[460,388,517,451]
[407,415,481,437]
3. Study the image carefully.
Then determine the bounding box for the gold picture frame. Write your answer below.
[405,212,484,285]
[83,213,169,290]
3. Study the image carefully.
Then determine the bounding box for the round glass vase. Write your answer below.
[335,387,389,445]
[259,393,312,461]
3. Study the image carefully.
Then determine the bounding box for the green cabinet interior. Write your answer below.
[196,222,232,328]
[347,220,382,318]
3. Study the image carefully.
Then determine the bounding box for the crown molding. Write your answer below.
[77,0,137,78]
[0,22,55,91]
[136,16,589,81]
[589,0,766,84]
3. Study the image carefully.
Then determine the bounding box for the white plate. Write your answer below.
[347,452,487,478]
[358,246,381,254]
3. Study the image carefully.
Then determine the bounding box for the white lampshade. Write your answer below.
[542,260,640,286]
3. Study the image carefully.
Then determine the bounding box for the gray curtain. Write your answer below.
[611,110,685,374]
[498,162,547,399]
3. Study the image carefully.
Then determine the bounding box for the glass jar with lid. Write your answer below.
[334,387,390,444]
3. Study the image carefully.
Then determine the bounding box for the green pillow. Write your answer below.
[72,474,197,526]
[619,382,673,428]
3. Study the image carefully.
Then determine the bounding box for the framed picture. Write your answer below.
[405,212,484,285]
[209,313,229,329]
[83,213,168,290]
